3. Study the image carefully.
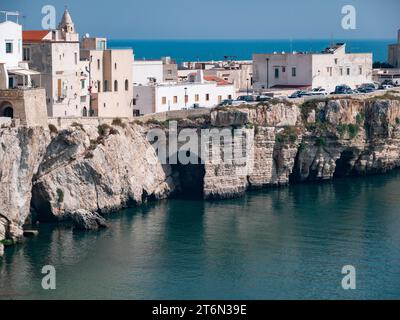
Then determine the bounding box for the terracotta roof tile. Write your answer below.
[23,30,51,42]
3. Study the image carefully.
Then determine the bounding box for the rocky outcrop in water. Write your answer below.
[1,93,400,255]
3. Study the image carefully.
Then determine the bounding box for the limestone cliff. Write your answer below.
[1,94,400,255]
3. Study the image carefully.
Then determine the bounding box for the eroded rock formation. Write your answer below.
[1,95,400,255]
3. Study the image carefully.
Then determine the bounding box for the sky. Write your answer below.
[1,0,399,40]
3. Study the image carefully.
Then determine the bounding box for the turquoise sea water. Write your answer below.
[1,171,400,300]
[108,39,394,63]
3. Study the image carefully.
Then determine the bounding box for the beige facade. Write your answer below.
[388,30,400,68]
[0,88,48,127]
[80,38,134,117]
[253,44,373,93]
[23,9,88,117]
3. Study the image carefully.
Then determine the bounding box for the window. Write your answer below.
[359,67,363,75]
[5,41,13,54]
[23,47,31,61]
[97,59,101,70]
[206,94,210,101]
[97,81,101,92]
[167,70,172,75]
[114,80,118,92]
[115,63,117,70]
[228,95,232,100]
[173,96,178,104]
[347,68,351,76]
[125,79,129,91]
[340,68,343,76]
[104,80,108,92]
[162,97,167,105]
[292,67,297,77]
[282,67,286,73]
[218,95,222,103]
[327,67,333,76]
[132,99,137,106]
[334,59,338,65]
[81,80,85,89]
[195,94,199,102]
[274,68,279,79]
[185,95,188,104]
[74,52,78,65]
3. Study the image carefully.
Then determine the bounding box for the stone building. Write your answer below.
[0,12,47,127]
[388,30,400,68]
[80,37,134,117]
[22,9,89,117]
[253,43,373,93]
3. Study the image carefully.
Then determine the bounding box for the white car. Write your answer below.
[304,87,328,96]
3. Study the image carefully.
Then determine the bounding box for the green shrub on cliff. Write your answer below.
[112,118,126,128]
[348,124,360,139]
[275,126,299,148]
[98,124,111,136]
[56,188,64,203]
[315,137,326,147]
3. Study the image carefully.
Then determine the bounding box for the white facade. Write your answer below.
[0,20,22,68]
[253,44,373,93]
[132,60,163,85]
[0,18,38,90]
[133,72,235,115]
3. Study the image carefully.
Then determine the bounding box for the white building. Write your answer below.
[133,70,235,115]
[0,13,39,90]
[253,43,373,93]
[388,30,400,68]
[133,57,178,85]
[133,60,163,85]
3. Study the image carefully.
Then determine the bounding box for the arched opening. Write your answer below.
[82,107,88,117]
[1,102,14,118]
[114,80,118,92]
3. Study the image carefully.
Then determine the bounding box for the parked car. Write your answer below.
[332,85,353,95]
[237,95,257,103]
[357,87,375,94]
[256,95,272,102]
[288,90,308,98]
[304,87,328,96]
[380,84,394,90]
[218,99,234,107]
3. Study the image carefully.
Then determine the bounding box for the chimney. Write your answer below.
[195,70,204,84]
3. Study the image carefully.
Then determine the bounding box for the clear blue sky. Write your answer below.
[2,0,399,40]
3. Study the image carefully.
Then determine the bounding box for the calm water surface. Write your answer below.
[1,172,400,300]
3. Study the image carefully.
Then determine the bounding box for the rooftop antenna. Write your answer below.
[0,11,20,24]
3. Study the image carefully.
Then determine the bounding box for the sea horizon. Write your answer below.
[108,38,395,63]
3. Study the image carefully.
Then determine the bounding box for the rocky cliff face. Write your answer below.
[1,95,400,255]
[0,127,49,255]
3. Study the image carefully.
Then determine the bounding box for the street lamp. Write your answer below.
[184,87,188,108]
